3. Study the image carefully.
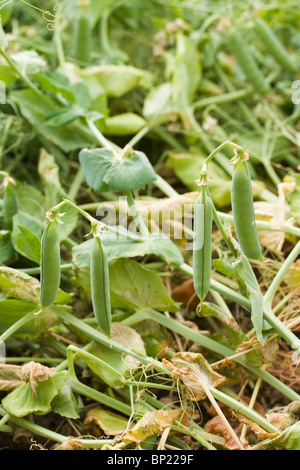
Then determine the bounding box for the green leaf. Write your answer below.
[0,266,72,306]
[50,379,79,419]
[109,258,179,312]
[11,224,41,264]
[171,34,202,111]
[263,423,300,450]
[38,149,78,239]
[11,50,46,75]
[81,64,152,97]
[2,371,68,417]
[84,322,146,388]
[143,82,174,124]
[0,267,40,303]
[72,232,183,268]
[0,299,61,339]
[79,147,156,192]
[33,70,73,100]
[166,152,231,208]
[15,184,45,225]
[33,71,92,108]
[233,255,271,344]
[104,112,146,136]
[44,106,86,127]
[11,89,93,152]
[0,230,14,264]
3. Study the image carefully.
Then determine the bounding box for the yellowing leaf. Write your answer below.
[84,408,129,436]
[235,412,280,440]
[0,366,24,391]
[122,409,185,445]
[52,439,86,450]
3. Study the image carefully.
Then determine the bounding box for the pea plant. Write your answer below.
[0,0,300,451]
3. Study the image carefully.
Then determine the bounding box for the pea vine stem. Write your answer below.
[264,239,300,307]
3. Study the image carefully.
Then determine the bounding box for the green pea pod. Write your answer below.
[74,13,91,63]
[90,236,111,338]
[227,29,270,95]
[3,182,17,230]
[193,187,213,302]
[40,220,61,307]
[231,160,262,260]
[254,18,297,74]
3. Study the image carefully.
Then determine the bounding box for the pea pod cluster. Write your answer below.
[231,160,262,260]
[90,235,112,338]
[40,220,61,308]
[193,186,213,302]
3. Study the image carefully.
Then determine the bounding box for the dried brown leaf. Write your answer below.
[235,412,279,439]
[163,352,225,401]
[21,361,55,397]
[266,413,290,430]
[204,416,247,450]
[122,409,185,445]
[52,439,86,450]
[0,367,24,391]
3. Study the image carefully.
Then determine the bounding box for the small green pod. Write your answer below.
[254,18,297,74]
[74,13,91,63]
[227,29,270,95]
[40,220,61,307]
[231,160,262,260]
[3,182,17,230]
[90,236,111,338]
[193,187,213,302]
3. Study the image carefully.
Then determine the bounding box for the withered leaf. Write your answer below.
[122,409,185,445]
[204,416,248,450]
[0,366,24,391]
[21,361,55,397]
[163,352,225,401]
[235,412,279,439]
[52,439,86,450]
[84,408,129,436]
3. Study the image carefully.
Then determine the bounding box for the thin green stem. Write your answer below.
[0,310,38,343]
[63,198,142,241]
[126,124,151,148]
[19,263,73,275]
[86,119,118,152]
[211,199,237,257]
[153,174,179,197]
[68,167,85,200]
[53,22,65,67]
[192,89,252,111]
[264,240,300,306]
[126,380,177,391]
[204,140,245,166]
[217,211,300,238]
[124,190,149,238]
[71,380,132,416]
[0,406,113,447]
